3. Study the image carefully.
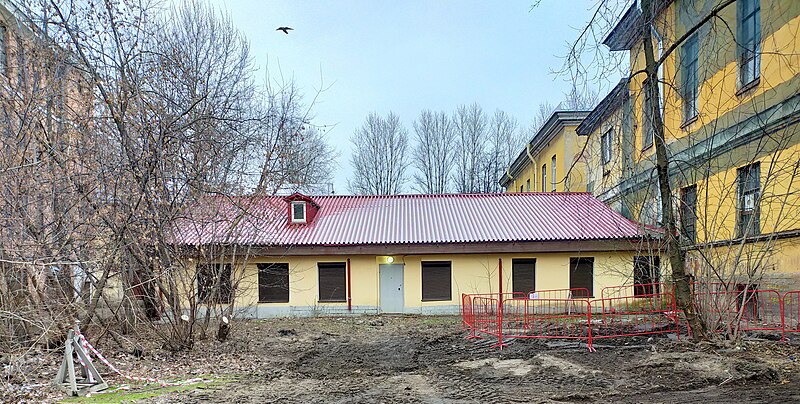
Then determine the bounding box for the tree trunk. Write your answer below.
[640,0,706,340]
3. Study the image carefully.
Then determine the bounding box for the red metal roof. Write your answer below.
[172,193,651,247]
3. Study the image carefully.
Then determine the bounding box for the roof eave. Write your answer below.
[499,111,591,187]
[576,79,630,136]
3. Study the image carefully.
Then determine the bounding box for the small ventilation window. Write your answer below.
[291,201,306,223]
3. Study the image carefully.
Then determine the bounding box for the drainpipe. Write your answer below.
[347,258,352,312]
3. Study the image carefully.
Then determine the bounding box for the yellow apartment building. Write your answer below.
[501,111,590,193]
[173,193,661,316]
[579,0,800,289]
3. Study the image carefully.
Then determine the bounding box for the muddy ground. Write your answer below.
[6,316,800,403]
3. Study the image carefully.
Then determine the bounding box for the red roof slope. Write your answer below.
[172,193,651,247]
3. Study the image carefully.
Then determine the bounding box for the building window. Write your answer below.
[737,162,760,237]
[526,179,530,192]
[520,185,523,192]
[569,258,593,298]
[642,80,654,150]
[681,185,697,243]
[318,262,346,302]
[681,33,699,121]
[512,259,536,295]
[541,164,546,193]
[601,129,613,166]
[551,155,557,192]
[738,0,761,87]
[532,171,536,192]
[291,201,306,223]
[633,256,660,296]
[197,264,232,304]
[258,263,289,303]
[422,261,451,301]
[0,25,6,74]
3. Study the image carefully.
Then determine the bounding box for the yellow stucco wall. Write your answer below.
[191,249,658,316]
[505,123,588,193]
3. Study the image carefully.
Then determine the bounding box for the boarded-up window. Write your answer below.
[197,264,232,304]
[258,263,289,303]
[422,261,451,301]
[318,262,346,302]
[634,256,660,296]
[512,259,536,295]
[569,258,593,298]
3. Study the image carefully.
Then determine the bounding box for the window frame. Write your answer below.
[291,201,307,223]
[526,179,530,192]
[633,256,661,296]
[550,155,557,192]
[196,263,233,304]
[511,259,536,295]
[681,33,700,122]
[0,25,7,75]
[421,261,452,301]
[737,0,761,88]
[258,263,290,303]
[318,262,347,302]
[541,164,547,193]
[737,162,761,237]
[569,257,594,298]
[641,78,655,151]
[680,185,698,243]
[601,129,613,166]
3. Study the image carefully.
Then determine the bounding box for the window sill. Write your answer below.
[318,299,347,303]
[736,77,760,97]
[680,115,698,130]
[259,300,290,304]
[422,298,452,302]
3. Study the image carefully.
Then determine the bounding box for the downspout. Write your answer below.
[347,258,352,312]
[526,144,538,191]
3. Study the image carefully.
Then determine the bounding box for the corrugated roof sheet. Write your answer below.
[172,192,651,247]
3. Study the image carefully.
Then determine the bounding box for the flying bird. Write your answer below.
[276,27,293,34]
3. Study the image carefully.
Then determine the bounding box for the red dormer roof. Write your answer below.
[173,193,657,251]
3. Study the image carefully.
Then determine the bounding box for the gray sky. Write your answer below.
[208,0,619,194]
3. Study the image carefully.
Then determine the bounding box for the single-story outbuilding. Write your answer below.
[173,192,662,317]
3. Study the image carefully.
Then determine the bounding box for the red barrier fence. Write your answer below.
[693,288,784,336]
[463,283,800,351]
[784,291,800,337]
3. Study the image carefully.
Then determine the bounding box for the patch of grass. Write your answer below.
[60,376,230,403]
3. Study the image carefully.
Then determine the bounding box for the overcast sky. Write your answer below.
[207,0,620,194]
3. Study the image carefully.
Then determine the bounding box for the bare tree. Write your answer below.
[348,111,410,195]
[452,103,487,193]
[411,110,455,193]
[479,110,522,193]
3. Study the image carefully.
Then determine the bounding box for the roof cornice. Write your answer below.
[501,111,590,187]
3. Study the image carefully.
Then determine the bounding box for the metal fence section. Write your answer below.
[501,296,593,349]
[594,287,680,341]
[462,284,800,351]
[692,288,784,336]
[784,291,800,338]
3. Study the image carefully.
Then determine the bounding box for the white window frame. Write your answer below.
[291,201,307,223]
[551,155,557,192]
[601,130,613,165]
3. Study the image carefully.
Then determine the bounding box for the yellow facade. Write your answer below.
[581,0,800,288]
[502,111,590,193]
[194,250,652,316]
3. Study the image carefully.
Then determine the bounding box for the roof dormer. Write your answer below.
[282,193,320,225]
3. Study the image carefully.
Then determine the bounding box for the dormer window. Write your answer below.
[291,201,307,223]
